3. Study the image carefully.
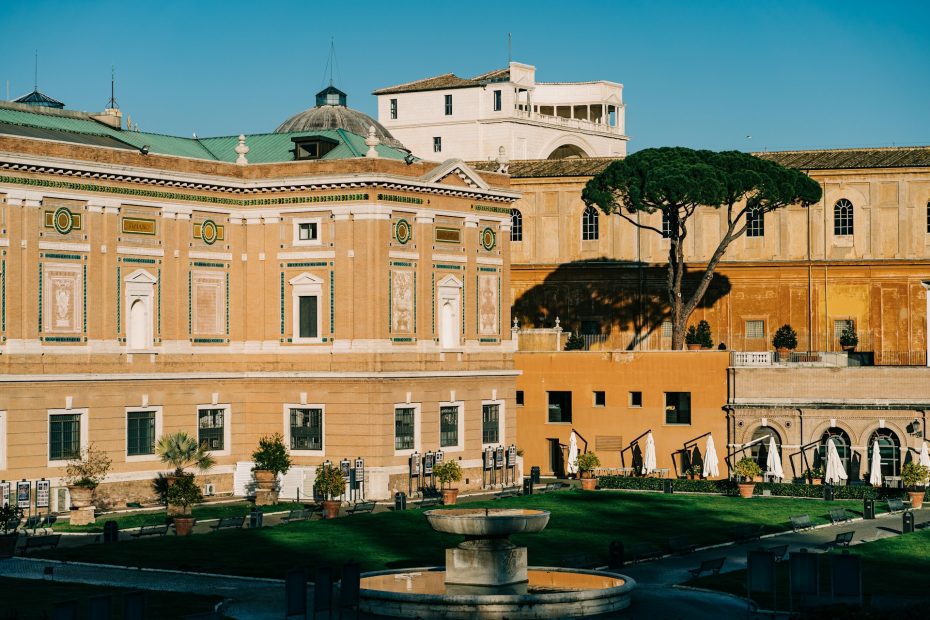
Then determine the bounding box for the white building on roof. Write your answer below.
[373,61,628,162]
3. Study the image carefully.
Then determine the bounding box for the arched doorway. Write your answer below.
[750,427,781,471]
[817,428,851,474]
[436,275,462,349]
[547,144,589,159]
[128,299,149,349]
[867,428,901,477]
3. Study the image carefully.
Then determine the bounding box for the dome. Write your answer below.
[275,85,404,150]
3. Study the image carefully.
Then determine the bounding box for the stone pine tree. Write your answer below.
[582,147,822,350]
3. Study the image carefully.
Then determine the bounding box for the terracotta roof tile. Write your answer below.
[470,157,620,178]
[755,146,930,170]
[374,68,510,95]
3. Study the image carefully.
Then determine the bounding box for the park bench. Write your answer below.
[3,517,21,533]
[667,535,698,555]
[688,557,725,578]
[23,515,57,535]
[131,524,169,538]
[494,486,521,500]
[281,508,312,524]
[21,534,61,555]
[790,514,814,532]
[542,482,568,493]
[829,508,852,525]
[417,496,443,508]
[730,524,765,543]
[210,516,245,532]
[822,531,854,550]
[887,498,907,514]
[347,501,376,515]
[765,544,789,562]
[631,542,663,563]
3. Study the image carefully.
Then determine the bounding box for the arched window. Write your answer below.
[749,427,781,470]
[867,428,901,477]
[582,206,599,241]
[817,428,851,473]
[511,209,523,242]
[746,208,764,237]
[128,299,149,350]
[834,199,854,236]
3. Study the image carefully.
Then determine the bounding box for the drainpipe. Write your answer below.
[922,281,930,367]
[806,172,813,352]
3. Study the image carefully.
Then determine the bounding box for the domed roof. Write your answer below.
[275,85,404,149]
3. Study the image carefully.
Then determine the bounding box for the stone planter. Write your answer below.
[580,477,597,491]
[737,483,755,499]
[254,469,276,491]
[174,516,195,536]
[842,345,856,352]
[776,347,790,362]
[322,499,341,519]
[687,343,701,351]
[908,491,925,510]
[67,485,94,509]
[442,488,460,505]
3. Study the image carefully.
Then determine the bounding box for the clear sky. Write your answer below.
[1,0,928,153]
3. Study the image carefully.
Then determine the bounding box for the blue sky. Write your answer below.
[1,1,928,152]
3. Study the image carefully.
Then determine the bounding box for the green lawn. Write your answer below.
[0,577,225,619]
[39,492,872,579]
[52,501,304,533]
[688,529,930,611]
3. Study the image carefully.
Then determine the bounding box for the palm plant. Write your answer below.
[156,431,215,476]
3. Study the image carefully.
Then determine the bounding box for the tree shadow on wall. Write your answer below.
[512,259,731,350]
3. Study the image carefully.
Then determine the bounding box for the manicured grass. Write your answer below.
[52,501,305,533]
[688,529,930,610]
[39,491,869,579]
[0,577,225,619]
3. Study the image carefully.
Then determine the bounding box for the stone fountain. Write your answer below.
[358,508,635,619]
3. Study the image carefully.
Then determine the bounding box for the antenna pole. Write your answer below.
[508,33,512,64]
[34,49,38,90]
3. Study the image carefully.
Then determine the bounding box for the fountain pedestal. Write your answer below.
[446,538,527,593]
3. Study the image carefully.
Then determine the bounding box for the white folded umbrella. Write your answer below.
[703,434,720,478]
[825,438,848,484]
[869,439,883,486]
[643,432,657,475]
[567,431,578,475]
[920,442,930,469]
[766,435,784,480]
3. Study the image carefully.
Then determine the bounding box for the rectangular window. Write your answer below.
[594,391,606,407]
[395,407,415,450]
[290,407,323,451]
[746,208,764,237]
[745,320,765,340]
[49,414,81,461]
[299,296,318,339]
[127,411,156,456]
[298,222,317,242]
[390,98,397,120]
[661,321,673,338]
[444,94,452,115]
[440,406,459,448]
[547,391,572,423]
[665,392,691,425]
[493,90,502,111]
[629,391,642,408]
[433,137,442,153]
[516,390,524,406]
[661,211,672,239]
[834,319,854,340]
[482,404,500,444]
[198,407,226,451]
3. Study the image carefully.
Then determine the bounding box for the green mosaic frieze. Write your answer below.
[434,264,462,271]
[42,336,82,343]
[192,261,227,268]
[285,261,328,268]
[471,204,511,215]
[377,193,422,205]
[390,261,413,267]
[1,259,5,333]
[116,266,121,333]
[329,270,334,335]
[121,257,158,265]
[38,263,42,333]
[478,266,499,273]
[279,272,285,336]
[192,338,227,344]
[42,253,82,260]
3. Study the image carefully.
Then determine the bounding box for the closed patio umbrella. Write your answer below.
[703,434,720,478]
[869,439,883,486]
[567,431,579,476]
[825,438,848,484]
[766,435,784,481]
[920,442,930,469]
[643,432,657,475]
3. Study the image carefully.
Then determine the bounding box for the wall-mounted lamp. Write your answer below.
[139,145,150,155]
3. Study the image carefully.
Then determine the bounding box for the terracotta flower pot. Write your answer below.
[908,491,925,510]
[811,478,822,486]
[442,488,460,505]
[738,483,755,499]
[322,499,341,519]
[842,345,856,352]
[67,485,94,509]
[687,343,701,351]
[173,516,195,536]
[254,469,276,491]
[580,477,597,491]
[776,347,790,362]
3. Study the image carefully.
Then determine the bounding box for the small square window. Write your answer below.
[433,137,442,153]
[292,218,322,247]
[593,391,606,407]
[664,392,691,425]
[745,320,765,340]
[298,222,317,241]
[547,391,572,423]
[629,391,642,408]
[516,390,524,406]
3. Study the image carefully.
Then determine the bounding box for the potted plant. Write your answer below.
[686,464,702,480]
[805,466,824,486]
[564,333,585,351]
[166,474,202,535]
[156,431,215,515]
[251,433,292,503]
[434,460,463,505]
[839,325,858,352]
[685,325,702,350]
[901,462,929,510]
[696,320,713,349]
[314,464,345,519]
[576,452,601,490]
[734,457,762,498]
[772,324,798,361]
[64,444,112,509]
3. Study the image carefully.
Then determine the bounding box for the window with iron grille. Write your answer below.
[582,206,599,240]
[661,211,671,238]
[395,407,415,450]
[390,98,397,120]
[746,208,764,237]
[661,321,673,338]
[745,320,765,340]
[493,90,502,111]
[482,404,500,444]
[49,414,81,461]
[290,408,323,451]
[127,410,156,456]
[664,392,691,425]
[834,198,854,236]
[510,209,523,242]
[198,408,225,451]
[433,137,442,153]
[440,406,459,447]
[444,94,453,116]
[833,319,854,340]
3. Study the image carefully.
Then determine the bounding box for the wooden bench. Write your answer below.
[210,516,245,532]
[417,496,443,509]
[829,508,852,525]
[281,508,312,524]
[765,544,789,562]
[887,498,907,514]
[667,535,698,555]
[541,482,568,493]
[347,501,376,515]
[131,524,169,538]
[23,515,57,535]
[823,531,854,550]
[730,524,764,543]
[630,542,663,563]
[494,486,521,500]
[22,534,61,555]
[790,514,814,532]
[688,557,725,578]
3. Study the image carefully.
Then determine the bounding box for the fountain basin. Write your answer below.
[359,567,635,619]
[425,508,550,537]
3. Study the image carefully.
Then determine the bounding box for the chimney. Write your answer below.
[91,107,123,129]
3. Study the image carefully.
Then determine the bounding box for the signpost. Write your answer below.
[16,480,30,511]
[409,451,420,496]
[0,481,9,508]
[35,479,50,510]
[353,457,365,500]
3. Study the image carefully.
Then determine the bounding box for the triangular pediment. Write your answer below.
[437,274,463,288]
[422,159,490,191]
[124,269,157,284]
[289,272,324,286]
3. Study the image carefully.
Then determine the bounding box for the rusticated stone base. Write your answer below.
[254,489,278,506]
[70,507,96,526]
[446,539,527,588]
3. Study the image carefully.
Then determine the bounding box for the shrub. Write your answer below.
[902,462,930,490]
[251,433,292,476]
[772,324,798,350]
[839,325,858,348]
[596,476,910,500]
[0,504,23,534]
[734,457,762,482]
[314,464,346,500]
[576,452,601,475]
[166,473,203,512]
[64,444,112,490]
[156,431,215,476]
[564,333,585,351]
[434,461,463,489]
